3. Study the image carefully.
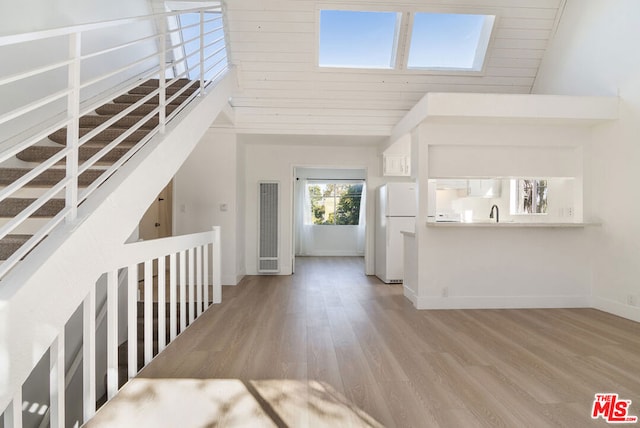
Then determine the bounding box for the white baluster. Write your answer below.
[50,332,65,428]
[158,256,166,352]
[83,288,96,421]
[144,260,153,365]
[188,247,195,324]
[179,250,187,332]
[107,270,118,399]
[3,391,22,428]
[127,265,138,379]
[169,253,177,341]
[203,244,209,308]
[196,245,203,317]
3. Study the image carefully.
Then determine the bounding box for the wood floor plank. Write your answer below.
[95,256,640,428]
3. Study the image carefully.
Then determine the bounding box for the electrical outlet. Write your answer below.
[441,286,449,298]
[627,294,636,306]
[567,207,574,217]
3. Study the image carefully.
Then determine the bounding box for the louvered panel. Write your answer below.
[258,182,279,273]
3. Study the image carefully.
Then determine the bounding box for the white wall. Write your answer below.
[242,140,382,275]
[411,120,593,309]
[533,0,640,321]
[0,0,153,36]
[174,128,243,285]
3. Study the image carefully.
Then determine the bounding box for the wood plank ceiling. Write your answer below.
[225,0,565,137]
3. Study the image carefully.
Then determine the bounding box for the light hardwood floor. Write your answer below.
[88,257,640,427]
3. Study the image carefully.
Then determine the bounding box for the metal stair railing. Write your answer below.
[0,3,229,280]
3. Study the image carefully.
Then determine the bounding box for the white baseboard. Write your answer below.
[416,295,591,310]
[222,274,244,286]
[403,285,418,307]
[593,297,640,323]
[297,251,364,257]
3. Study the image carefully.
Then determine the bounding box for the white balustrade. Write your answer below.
[1,227,222,425]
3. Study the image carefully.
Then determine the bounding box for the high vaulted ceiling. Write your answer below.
[225,0,566,137]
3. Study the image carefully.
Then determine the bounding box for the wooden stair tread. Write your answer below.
[0,198,65,218]
[16,145,134,164]
[79,115,158,130]
[95,103,180,117]
[140,78,193,88]
[129,83,199,96]
[0,168,104,187]
[112,94,190,105]
[0,234,32,260]
[48,128,151,146]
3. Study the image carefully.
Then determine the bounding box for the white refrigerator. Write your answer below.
[375,183,416,283]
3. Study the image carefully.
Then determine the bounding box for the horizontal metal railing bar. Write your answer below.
[76,68,160,118]
[0,6,221,47]
[206,35,226,48]
[0,59,73,87]
[0,88,71,127]
[165,79,199,104]
[204,55,229,75]
[203,26,224,38]
[80,33,162,61]
[0,147,71,204]
[79,51,160,91]
[165,90,200,123]
[0,204,72,279]
[203,45,227,63]
[0,179,68,241]
[165,6,221,19]
[78,130,157,203]
[0,116,71,164]
[78,109,160,174]
[203,65,229,89]
[77,90,160,146]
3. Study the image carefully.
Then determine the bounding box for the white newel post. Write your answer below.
[212,226,221,304]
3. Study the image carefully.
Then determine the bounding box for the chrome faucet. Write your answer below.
[489,204,499,223]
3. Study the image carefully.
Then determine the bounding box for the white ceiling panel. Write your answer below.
[224,0,566,136]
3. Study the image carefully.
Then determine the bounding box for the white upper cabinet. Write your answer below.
[383,154,410,176]
[467,179,502,198]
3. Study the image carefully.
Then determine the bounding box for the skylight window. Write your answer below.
[319,10,399,69]
[407,13,495,71]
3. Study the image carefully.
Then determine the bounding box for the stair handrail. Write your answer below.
[0,2,229,280]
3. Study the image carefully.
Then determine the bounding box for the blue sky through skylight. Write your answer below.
[319,10,398,68]
[408,13,490,70]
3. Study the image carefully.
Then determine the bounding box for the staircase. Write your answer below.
[0,78,199,266]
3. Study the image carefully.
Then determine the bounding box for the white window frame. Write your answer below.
[510,179,549,215]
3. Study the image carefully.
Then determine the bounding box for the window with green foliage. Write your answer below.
[307,183,363,225]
